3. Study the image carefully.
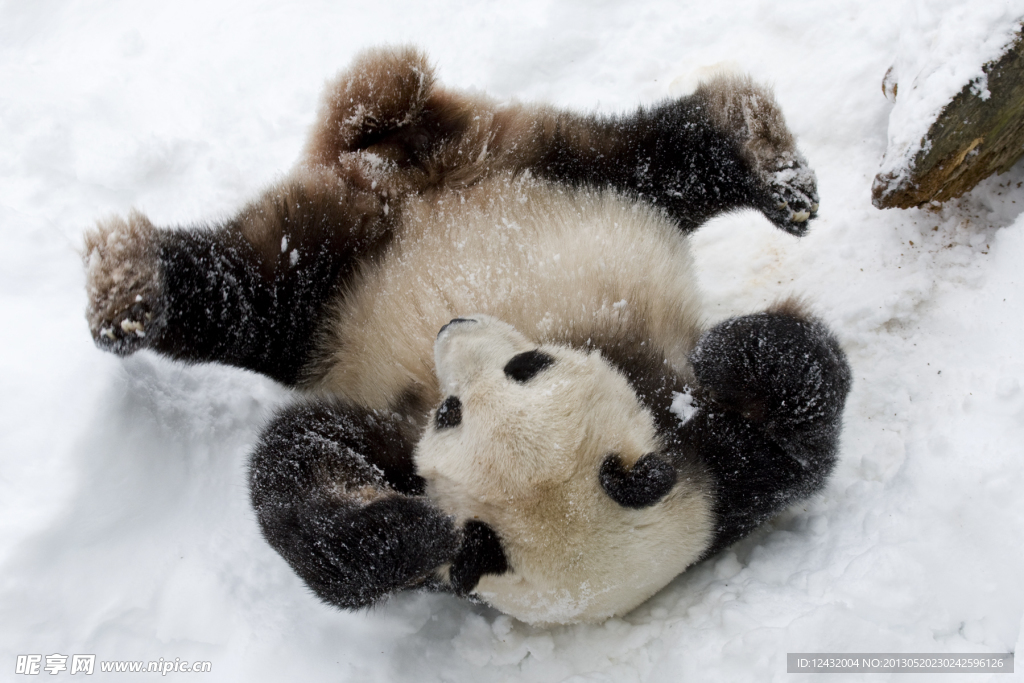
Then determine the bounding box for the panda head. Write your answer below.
[422,314,667,504]
[415,315,714,624]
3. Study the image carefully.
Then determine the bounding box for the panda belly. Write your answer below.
[316,173,705,411]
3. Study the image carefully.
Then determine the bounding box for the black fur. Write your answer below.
[148,182,392,386]
[594,335,688,435]
[503,350,555,382]
[449,520,510,596]
[535,100,810,235]
[682,309,851,556]
[250,400,457,608]
[435,396,462,429]
[599,453,678,509]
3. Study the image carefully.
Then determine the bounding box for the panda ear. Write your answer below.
[599,453,677,509]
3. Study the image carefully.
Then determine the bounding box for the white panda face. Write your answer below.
[416,314,714,624]
[421,314,660,506]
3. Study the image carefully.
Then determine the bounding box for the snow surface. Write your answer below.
[2,1,1024,681]
[876,1,1022,194]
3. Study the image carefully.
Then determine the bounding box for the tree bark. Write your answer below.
[873,29,1024,209]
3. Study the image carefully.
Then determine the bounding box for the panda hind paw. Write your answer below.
[758,152,819,236]
[695,74,819,235]
[83,211,165,355]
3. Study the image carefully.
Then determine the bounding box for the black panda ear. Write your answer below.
[599,453,677,509]
[449,520,509,596]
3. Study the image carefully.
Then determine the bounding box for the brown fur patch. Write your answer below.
[767,296,812,320]
[299,47,575,198]
[694,74,796,175]
[83,210,164,349]
[230,165,390,274]
[304,46,436,168]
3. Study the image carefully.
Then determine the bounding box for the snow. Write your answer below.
[2,0,1023,681]
[875,1,1022,196]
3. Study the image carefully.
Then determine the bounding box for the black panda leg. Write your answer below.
[249,400,459,609]
[532,75,818,235]
[682,302,852,556]
[83,168,393,385]
[297,48,817,235]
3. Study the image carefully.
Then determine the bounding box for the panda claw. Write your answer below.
[120,318,145,335]
[754,148,819,235]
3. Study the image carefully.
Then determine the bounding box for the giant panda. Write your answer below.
[83,47,851,625]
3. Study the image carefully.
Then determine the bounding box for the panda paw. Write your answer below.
[756,152,819,237]
[690,302,850,436]
[83,211,165,355]
[695,75,819,236]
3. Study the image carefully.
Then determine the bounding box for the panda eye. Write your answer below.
[503,350,554,382]
[435,396,462,429]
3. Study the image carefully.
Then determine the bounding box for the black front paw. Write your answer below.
[274,496,459,610]
[690,304,850,436]
[346,497,460,596]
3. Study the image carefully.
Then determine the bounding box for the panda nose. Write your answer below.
[437,318,477,338]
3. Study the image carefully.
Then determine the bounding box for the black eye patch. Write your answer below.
[503,350,555,382]
[435,396,462,429]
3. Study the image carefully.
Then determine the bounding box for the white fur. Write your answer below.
[314,172,704,410]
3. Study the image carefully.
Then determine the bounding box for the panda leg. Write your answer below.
[249,400,459,609]
[83,167,393,385]
[296,47,818,236]
[682,301,852,556]
[529,75,818,235]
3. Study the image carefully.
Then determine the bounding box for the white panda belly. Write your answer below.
[316,173,704,410]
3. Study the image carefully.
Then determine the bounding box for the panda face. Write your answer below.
[421,314,660,505]
[416,314,714,624]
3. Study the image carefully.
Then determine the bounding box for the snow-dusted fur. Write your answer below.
[83,211,164,355]
[696,75,819,226]
[312,173,704,412]
[82,46,850,625]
